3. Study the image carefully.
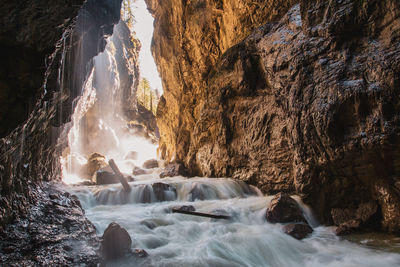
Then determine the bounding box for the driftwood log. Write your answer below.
[172,208,231,220]
[108,159,131,192]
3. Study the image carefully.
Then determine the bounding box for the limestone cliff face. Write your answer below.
[145,0,297,162]
[148,0,400,232]
[0,0,124,230]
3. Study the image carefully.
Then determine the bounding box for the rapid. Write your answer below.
[67,172,400,267]
[60,1,400,266]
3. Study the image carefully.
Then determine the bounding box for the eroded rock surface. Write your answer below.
[0,183,100,266]
[266,193,306,224]
[147,0,400,232]
[160,162,189,178]
[0,0,124,231]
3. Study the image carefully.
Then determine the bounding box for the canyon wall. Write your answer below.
[147,0,400,232]
[0,0,124,230]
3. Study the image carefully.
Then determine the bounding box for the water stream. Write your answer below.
[67,173,400,267]
[60,2,400,266]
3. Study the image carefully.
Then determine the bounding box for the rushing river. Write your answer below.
[68,171,400,267]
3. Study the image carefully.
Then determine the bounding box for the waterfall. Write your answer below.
[61,20,157,185]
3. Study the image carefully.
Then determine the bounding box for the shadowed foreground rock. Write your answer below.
[101,222,132,260]
[266,193,306,224]
[0,183,100,266]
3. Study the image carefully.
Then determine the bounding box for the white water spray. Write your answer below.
[61,20,157,185]
[68,176,400,267]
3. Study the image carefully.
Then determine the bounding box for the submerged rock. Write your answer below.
[139,185,153,203]
[283,223,313,240]
[188,183,213,201]
[101,222,132,260]
[266,193,306,223]
[142,159,159,169]
[160,162,189,178]
[152,182,177,201]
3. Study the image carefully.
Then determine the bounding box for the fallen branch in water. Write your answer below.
[108,159,131,192]
[172,208,231,220]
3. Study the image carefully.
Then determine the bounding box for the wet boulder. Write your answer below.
[266,193,306,223]
[124,151,138,160]
[142,159,159,169]
[82,153,107,179]
[138,184,153,203]
[188,183,214,201]
[133,166,147,176]
[95,170,118,185]
[283,223,313,240]
[101,222,132,260]
[152,182,177,201]
[159,162,188,178]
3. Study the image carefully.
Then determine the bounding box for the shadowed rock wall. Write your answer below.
[147,0,400,232]
[0,0,124,231]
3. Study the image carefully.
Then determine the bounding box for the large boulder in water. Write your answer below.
[283,223,313,240]
[81,153,107,179]
[188,183,214,201]
[95,170,118,185]
[101,222,132,260]
[152,182,177,201]
[142,159,159,169]
[160,162,189,178]
[266,193,306,223]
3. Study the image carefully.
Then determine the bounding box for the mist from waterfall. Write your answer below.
[61,19,157,185]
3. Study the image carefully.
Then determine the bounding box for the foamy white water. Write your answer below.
[69,175,400,267]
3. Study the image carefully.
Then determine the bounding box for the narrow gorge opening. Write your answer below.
[1,0,400,266]
[61,0,161,185]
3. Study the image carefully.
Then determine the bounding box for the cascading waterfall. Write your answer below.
[62,19,157,185]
